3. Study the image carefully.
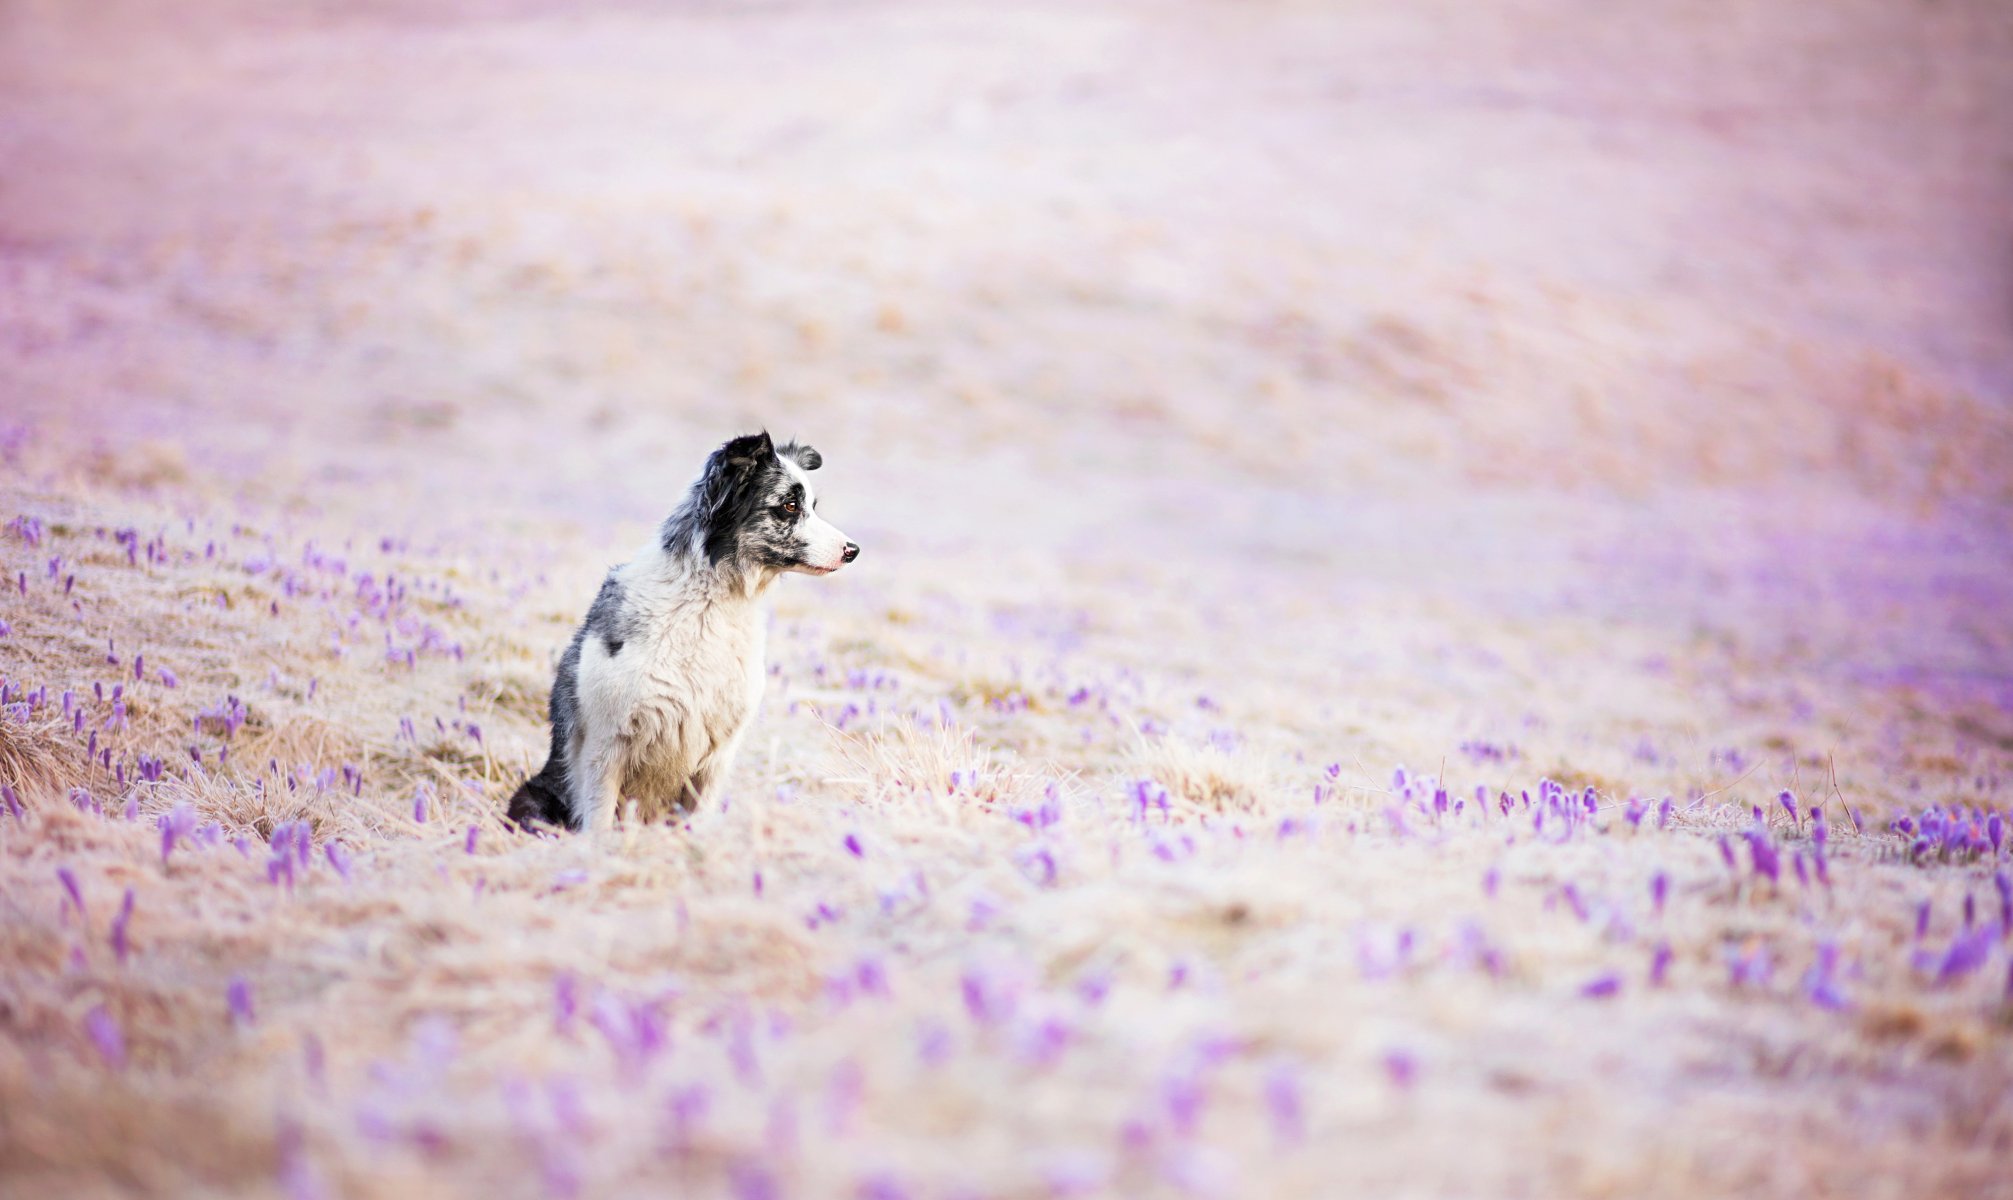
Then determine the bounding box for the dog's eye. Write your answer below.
[780,501,800,515]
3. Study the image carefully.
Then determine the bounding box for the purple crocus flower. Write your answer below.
[325,843,352,882]
[726,1161,778,1200]
[665,1085,709,1156]
[553,974,580,1033]
[1580,972,1622,998]
[1802,942,1850,1011]
[1381,1049,1417,1090]
[1162,1071,1206,1136]
[158,801,198,865]
[1263,1063,1304,1145]
[85,1005,125,1069]
[844,833,864,859]
[1650,872,1669,916]
[1649,942,1674,986]
[56,867,85,920]
[465,826,479,855]
[1937,928,1996,984]
[1745,832,1779,885]
[228,976,256,1026]
[109,887,135,964]
[855,1175,909,1200]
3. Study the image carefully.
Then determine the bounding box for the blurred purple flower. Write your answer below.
[664,1084,709,1156]
[916,1022,953,1067]
[56,866,85,920]
[1263,1063,1304,1145]
[1650,942,1674,986]
[109,887,135,964]
[727,1160,779,1200]
[158,801,198,865]
[228,976,256,1026]
[1381,1049,1417,1090]
[1937,927,1996,985]
[1745,832,1780,885]
[1162,1071,1206,1137]
[855,1176,909,1200]
[85,1005,125,1070]
[1580,972,1622,999]
[1802,942,1850,1010]
[553,974,579,1033]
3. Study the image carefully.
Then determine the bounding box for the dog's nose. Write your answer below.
[842,542,859,563]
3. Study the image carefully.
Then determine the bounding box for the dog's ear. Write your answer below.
[777,440,821,472]
[720,430,775,471]
[688,431,777,564]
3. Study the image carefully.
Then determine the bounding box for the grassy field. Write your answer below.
[3,2,2012,1197]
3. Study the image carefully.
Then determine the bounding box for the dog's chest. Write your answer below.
[599,578,766,749]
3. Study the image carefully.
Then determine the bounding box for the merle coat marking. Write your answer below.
[507,432,857,832]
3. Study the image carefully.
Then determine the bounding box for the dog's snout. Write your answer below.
[842,542,860,564]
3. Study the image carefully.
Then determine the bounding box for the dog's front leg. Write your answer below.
[684,713,757,814]
[567,733,626,833]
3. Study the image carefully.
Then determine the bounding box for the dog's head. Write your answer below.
[682,431,858,579]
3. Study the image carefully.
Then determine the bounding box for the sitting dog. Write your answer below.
[507,431,857,831]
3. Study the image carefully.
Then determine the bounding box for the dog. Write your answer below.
[507,431,857,832]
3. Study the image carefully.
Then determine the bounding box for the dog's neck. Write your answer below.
[639,533,778,604]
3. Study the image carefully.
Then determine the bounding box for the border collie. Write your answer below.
[507,432,857,832]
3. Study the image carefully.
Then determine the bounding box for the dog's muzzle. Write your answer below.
[842,542,860,564]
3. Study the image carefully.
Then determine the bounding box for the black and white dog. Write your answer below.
[507,432,857,832]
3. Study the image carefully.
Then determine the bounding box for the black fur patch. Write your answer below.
[662,431,780,565]
[583,571,627,656]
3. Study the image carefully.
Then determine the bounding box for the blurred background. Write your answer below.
[2,0,2010,695]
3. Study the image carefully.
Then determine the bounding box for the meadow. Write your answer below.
[2,2,2012,1197]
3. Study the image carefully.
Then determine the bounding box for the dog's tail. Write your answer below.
[507,758,574,832]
